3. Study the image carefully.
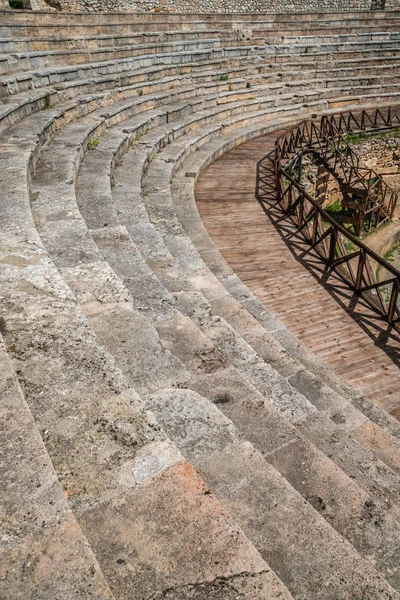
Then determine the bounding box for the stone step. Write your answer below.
[0,55,268,129]
[171,123,400,450]
[0,29,398,58]
[36,81,398,464]
[0,29,238,53]
[28,94,400,589]
[0,333,116,600]
[0,101,293,600]
[144,388,400,600]
[1,11,400,596]
[4,49,400,150]
[62,92,400,492]
[0,37,241,76]
[134,116,398,478]
[1,28,398,55]
[0,45,264,96]
[3,55,400,136]
[0,10,399,32]
[1,41,399,97]
[1,21,399,41]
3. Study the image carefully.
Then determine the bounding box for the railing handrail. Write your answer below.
[280,159,400,278]
[256,106,400,328]
[276,115,398,211]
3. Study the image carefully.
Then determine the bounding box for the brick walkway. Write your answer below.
[196,133,400,419]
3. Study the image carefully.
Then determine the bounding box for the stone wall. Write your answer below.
[15,0,382,12]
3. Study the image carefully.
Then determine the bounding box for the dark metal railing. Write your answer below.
[256,106,400,329]
[275,109,399,234]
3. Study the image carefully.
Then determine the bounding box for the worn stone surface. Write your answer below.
[78,460,272,600]
[0,110,281,600]
[2,10,400,600]
[198,441,399,600]
[0,336,114,599]
[148,571,294,600]
[143,389,400,599]
[20,0,376,13]
[0,515,114,600]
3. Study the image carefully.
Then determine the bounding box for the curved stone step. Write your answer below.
[1,37,399,78]
[131,109,400,457]
[2,13,400,595]
[130,118,400,502]
[171,125,400,452]
[1,46,400,137]
[27,91,400,584]
[1,40,399,98]
[0,54,259,130]
[1,12,400,41]
[6,59,396,468]
[2,28,397,56]
[170,120,400,430]
[0,37,227,76]
[0,103,292,600]
[0,334,115,600]
[22,98,400,584]
[0,28,236,53]
[144,388,400,600]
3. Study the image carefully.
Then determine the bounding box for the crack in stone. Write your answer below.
[144,570,272,600]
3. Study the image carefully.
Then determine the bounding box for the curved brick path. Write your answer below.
[195,133,400,420]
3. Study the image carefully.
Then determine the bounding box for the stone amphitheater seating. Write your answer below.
[1,7,400,599]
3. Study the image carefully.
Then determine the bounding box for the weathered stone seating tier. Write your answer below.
[1,40,399,79]
[1,9,400,599]
[2,49,400,135]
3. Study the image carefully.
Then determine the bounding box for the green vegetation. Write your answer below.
[343,236,357,253]
[43,93,51,110]
[137,89,143,96]
[360,218,391,241]
[220,73,229,81]
[87,137,100,150]
[344,126,400,145]
[384,241,400,264]
[375,242,400,301]
[343,131,369,144]
[324,199,342,215]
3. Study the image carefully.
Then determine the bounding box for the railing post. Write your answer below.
[328,227,337,264]
[312,213,318,246]
[388,280,399,322]
[355,249,365,291]
[298,193,304,228]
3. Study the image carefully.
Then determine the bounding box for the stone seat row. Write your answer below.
[1,13,400,44]
[2,11,400,599]
[0,28,237,53]
[1,36,396,113]
[1,8,399,28]
[0,28,399,55]
[1,45,400,144]
[1,37,400,78]
[2,39,400,597]
[0,37,398,100]
[40,74,400,592]
[0,57,305,600]
[2,52,400,142]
